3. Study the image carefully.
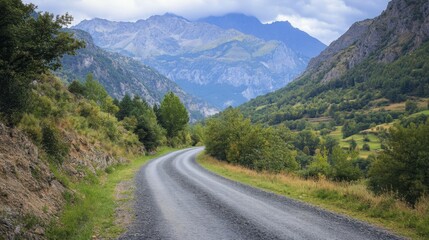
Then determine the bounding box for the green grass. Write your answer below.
[47,147,177,240]
[410,110,429,117]
[197,153,429,240]
[329,126,381,158]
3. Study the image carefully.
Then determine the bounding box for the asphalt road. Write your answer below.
[120,147,403,240]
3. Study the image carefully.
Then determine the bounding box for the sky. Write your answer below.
[23,0,391,45]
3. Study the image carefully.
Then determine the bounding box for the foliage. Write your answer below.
[405,100,419,114]
[68,80,85,96]
[158,92,189,139]
[83,74,119,115]
[41,122,69,165]
[362,143,370,151]
[369,121,429,205]
[0,0,84,124]
[189,123,205,146]
[205,108,297,172]
[329,146,362,181]
[198,154,429,240]
[18,113,42,143]
[301,149,329,179]
[116,95,165,151]
[293,130,320,155]
[47,148,177,240]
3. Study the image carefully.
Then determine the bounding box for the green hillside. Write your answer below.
[240,41,429,127]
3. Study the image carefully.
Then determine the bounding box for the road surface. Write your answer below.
[120,147,402,240]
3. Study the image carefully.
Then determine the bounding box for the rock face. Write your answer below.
[73,14,308,108]
[199,13,326,58]
[0,121,130,238]
[306,0,429,83]
[57,29,218,120]
[0,123,64,239]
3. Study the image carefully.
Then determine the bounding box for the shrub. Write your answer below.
[362,143,370,151]
[18,113,42,144]
[329,146,362,181]
[68,80,85,96]
[41,123,69,165]
[369,122,429,205]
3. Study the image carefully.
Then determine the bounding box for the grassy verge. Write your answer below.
[197,153,429,240]
[47,147,177,240]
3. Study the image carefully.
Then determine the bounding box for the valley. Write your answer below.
[1,0,429,239]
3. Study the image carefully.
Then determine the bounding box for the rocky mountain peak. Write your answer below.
[75,15,308,108]
[306,0,429,83]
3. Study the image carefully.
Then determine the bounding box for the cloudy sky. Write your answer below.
[24,0,390,45]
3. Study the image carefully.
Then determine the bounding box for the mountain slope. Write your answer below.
[73,14,308,108]
[239,0,429,125]
[56,29,218,120]
[199,13,326,58]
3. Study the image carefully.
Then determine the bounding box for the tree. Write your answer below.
[369,122,429,205]
[116,94,133,120]
[205,108,297,172]
[405,100,418,114]
[349,139,357,151]
[342,120,357,138]
[293,130,320,155]
[68,80,85,96]
[329,146,361,181]
[159,92,189,138]
[362,143,370,151]
[385,114,393,123]
[303,148,330,179]
[116,96,165,151]
[323,135,339,154]
[0,0,84,123]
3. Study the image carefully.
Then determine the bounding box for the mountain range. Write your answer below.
[199,13,326,58]
[56,29,218,120]
[73,14,318,108]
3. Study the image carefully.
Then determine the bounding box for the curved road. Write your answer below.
[120,147,402,240]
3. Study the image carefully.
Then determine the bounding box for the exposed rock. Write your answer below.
[306,0,429,83]
[57,29,219,121]
[0,123,64,239]
[73,14,308,108]
[0,120,130,238]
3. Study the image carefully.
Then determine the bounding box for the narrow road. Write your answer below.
[120,147,402,240]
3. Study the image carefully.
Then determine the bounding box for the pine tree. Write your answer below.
[159,92,189,138]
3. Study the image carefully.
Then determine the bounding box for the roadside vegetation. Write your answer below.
[203,107,429,239]
[47,147,176,240]
[198,154,429,240]
[0,1,198,238]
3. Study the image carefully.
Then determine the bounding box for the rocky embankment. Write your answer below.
[0,123,127,239]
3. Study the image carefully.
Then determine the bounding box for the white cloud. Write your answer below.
[24,0,390,45]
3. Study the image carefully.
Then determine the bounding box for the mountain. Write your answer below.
[73,14,308,108]
[56,29,218,120]
[199,13,326,58]
[239,0,429,125]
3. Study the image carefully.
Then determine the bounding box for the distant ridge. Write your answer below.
[57,29,218,120]
[73,14,308,108]
[200,13,326,58]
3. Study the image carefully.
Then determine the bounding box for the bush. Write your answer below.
[205,108,297,172]
[369,121,429,205]
[301,149,330,179]
[68,80,85,96]
[18,113,42,144]
[362,143,370,151]
[41,123,69,165]
[329,146,362,181]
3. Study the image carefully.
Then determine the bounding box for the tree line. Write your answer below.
[0,0,197,159]
[205,108,429,205]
